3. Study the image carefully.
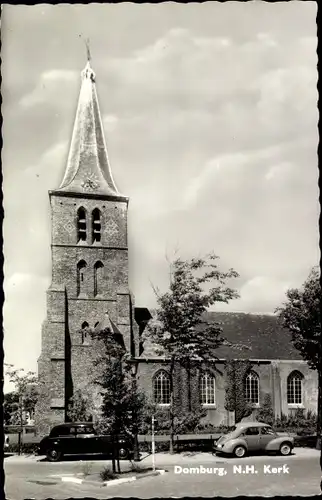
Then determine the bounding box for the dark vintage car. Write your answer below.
[38,422,134,462]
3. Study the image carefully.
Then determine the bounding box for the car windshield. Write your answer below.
[222,426,239,438]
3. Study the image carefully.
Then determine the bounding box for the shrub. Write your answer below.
[296,427,316,436]
[6,442,39,454]
[195,422,218,433]
[173,409,207,434]
[100,467,117,482]
[80,462,93,477]
[139,440,170,453]
[273,408,317,439]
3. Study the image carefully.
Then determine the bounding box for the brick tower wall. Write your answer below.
[35,192,133,436]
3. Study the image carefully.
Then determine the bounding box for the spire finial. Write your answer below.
[85,38,91,63]
[80,37,95,82]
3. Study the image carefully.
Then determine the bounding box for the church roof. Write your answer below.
[94,312,125,349]
[141,311,303,361]
[57,61,127,199]
[206,312,302,360]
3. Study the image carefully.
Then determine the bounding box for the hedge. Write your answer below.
[139,435,317,453]
[6,443,39,454]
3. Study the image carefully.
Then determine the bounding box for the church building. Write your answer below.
[35,59,318,436]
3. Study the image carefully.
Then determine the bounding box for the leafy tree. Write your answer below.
[4,365,38,426]
[4,392,19,426]
[276,266,321,449]
[66,389,93,423]
[147,253,242,453]
[92,329,148,473]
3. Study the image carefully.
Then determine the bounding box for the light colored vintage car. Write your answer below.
[214,422,294,458]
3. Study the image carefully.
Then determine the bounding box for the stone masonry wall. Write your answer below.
[50,194,127,248]
[276,360,318,416]
[36,191,132,435]
[137,359,318,427]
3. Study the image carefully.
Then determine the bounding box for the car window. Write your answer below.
[50,426,70,437]
[244,427,260,436]
[76,426,94,434]
[261,427,275,435]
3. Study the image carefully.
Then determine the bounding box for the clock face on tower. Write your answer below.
[81,172,99,191]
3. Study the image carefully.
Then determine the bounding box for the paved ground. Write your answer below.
[4,449,322,499]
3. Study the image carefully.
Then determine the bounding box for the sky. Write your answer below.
[1,2,319,389]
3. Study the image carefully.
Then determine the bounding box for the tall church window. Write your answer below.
[94,261,104,296]
[153,370,171,405]
[287,371,303,405]
[77,207,87,242]
[92,208,101,243]
[77,260,87,296]
[200,373,216,405]
[245,371,259,405]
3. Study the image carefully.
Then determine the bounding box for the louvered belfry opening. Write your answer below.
[92,208,101,242]
[77,207,87,241]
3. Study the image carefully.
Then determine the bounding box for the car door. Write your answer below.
[50,426,76,454]
[243,426,261,451]
[74,425,98,456]
[95,433,113,456]
[260,426,276,449]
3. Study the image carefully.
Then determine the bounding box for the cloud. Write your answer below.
[4,273,49,386]
[3,140,68,280]
[2,4,318,379]
[216,275,291,314]
[103,114,119,132]
[265,161,293,181]
[19,69,78,108]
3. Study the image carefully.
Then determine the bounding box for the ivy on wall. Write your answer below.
[224,359,253,423]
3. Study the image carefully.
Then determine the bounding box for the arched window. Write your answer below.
[287,371,303,404]
[92,208,101,243]
[94,261,104,296]
[200,373,216,405]
[245,371,259,404]
[77,260,87,296]
[153,371,171,405]
[81,321,89,344]
[77,207,87,242]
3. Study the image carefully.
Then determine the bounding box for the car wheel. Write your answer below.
[46,448,62,462]
[279,442,292,456]
[118,447,129,460]
[233,445,247,458]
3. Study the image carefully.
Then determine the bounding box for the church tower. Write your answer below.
[35,59,135,435]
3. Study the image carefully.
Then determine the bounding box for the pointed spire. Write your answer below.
[58,54,126,198]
